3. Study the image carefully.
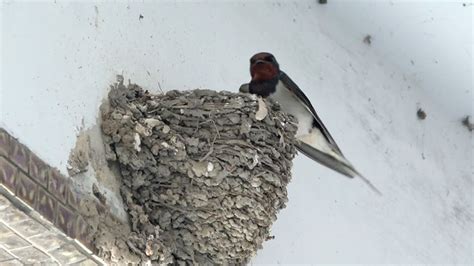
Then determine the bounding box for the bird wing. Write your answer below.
[296,141,356,178]
[298,142,381,194]
[244,71,380,193]
[279,71,343,155]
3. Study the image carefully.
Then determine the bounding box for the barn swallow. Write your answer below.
[240,52,380,194]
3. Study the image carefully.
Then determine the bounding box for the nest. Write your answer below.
[100,81,298,264]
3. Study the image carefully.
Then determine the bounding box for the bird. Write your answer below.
[239,52,380,194]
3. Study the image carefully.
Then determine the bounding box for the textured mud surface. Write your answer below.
[99,80,298,264]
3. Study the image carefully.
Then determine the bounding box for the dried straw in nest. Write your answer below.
[100,80,297,264]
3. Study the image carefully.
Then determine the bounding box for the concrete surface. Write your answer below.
[1,1,472,264]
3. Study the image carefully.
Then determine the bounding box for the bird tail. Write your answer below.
[296,141,382,195]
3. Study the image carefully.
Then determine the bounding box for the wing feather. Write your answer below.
[279,71,343,155]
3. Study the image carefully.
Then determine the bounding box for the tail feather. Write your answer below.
[296,141,382,195]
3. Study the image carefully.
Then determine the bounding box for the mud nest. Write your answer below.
[100,81,298,264]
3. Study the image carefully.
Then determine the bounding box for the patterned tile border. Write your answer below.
[0,129,104,265]
[0,188,101,265]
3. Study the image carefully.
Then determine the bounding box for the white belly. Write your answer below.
[269,81,314,137]
[270,81,345,161]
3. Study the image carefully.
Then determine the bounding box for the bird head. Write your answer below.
[249,52,280,82]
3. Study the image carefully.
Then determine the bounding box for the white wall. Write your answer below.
[319,0,473,117]
[1,1,472,264]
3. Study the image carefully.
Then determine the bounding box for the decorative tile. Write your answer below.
[0,129,11,157]
[0,223,9,234]
[15,171,37,207]
[50,244,87,264]
[0,247,14,262]
[28,232,67,252]
[10,246,50,264]
[35,187,57,223]
[10,218,46,238]
[0,259,23,265]
[48,169,68,203]
[0,232,30,250]
[8,139,29,172]
[71,259,100,265]
[42,259,61,265]
[0,194,11,211]
[37,259,61,266]
[67,185,82,211]
[28,153,50,187]
[0,129,104,264]
[1,205,29,225]
[55,203,77,238]
[0,157,18,192]
[75,215,95,253]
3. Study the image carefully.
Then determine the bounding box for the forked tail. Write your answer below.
[296,141,382,195]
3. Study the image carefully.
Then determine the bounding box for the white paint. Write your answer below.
[1,1,472,264]
[317,0,473,117]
